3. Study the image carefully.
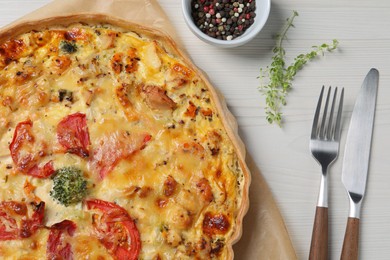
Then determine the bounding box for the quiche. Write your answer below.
[0,15,250,259]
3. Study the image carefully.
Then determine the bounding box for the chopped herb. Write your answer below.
[58,89,73,102]
[160,224,169,232]
[60,40,78,54]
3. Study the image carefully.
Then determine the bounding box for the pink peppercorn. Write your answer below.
[209,9,215,15]
[246,13,251,19]
[203,6,209,12]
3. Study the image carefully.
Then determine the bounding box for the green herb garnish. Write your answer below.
[60,40,78,54]
[50,167,87,207]
[258,11,338,126]
[58,89,73,102]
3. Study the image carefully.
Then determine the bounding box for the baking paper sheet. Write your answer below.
[0,0,297,258]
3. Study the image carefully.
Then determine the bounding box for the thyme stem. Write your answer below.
[276,10,299,59]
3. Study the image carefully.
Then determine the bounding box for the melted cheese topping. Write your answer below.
[0,23,245,259]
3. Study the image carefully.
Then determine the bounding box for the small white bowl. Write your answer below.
[181,0,271,48]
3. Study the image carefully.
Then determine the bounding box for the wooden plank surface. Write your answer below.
[1,0,389,259]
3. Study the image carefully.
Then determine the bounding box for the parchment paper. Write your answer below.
[0,0,297,259]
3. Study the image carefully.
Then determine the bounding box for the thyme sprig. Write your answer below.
[258,11,339,126]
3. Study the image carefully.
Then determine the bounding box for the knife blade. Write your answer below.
[340,68,379,260]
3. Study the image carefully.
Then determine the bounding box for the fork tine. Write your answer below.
[326,87,338,140]
[311,86,325,139]
[319,87,332,139]
[334,88,344,141]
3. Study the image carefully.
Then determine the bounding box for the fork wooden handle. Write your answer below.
[340,217,360,260]
[309,206,328,260]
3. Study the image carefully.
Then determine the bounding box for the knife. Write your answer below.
[340,68,379,260]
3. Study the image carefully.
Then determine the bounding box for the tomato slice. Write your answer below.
[0,202,20,240]
[86,199,141,260]
[57,113,90,158]
[9,120,36,171]
[47,220,77,260]
[9,120,55,178]
[90,131,151,179]
[19,201,45,238]
[0,201,45,240]
[27,160,55,178]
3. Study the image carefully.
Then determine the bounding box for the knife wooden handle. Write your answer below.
[341,217,360,260]
[309,206,328,260]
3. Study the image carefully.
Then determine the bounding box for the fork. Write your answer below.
[308,86,344,260]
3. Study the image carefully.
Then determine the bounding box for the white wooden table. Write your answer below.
[1,0,389,259]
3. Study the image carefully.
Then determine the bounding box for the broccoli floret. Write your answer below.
[50,167,87,207]
[60,40,78,54]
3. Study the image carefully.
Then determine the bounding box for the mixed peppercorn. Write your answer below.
[191,0,256,40]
